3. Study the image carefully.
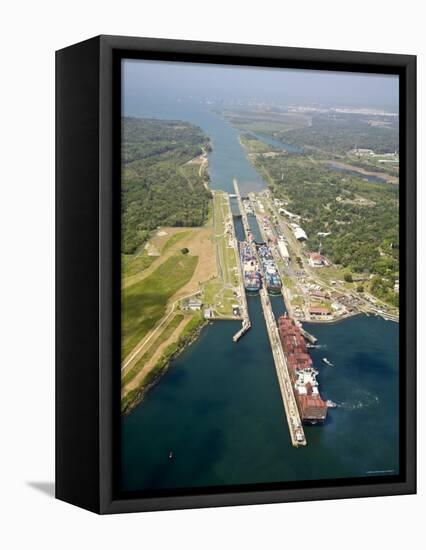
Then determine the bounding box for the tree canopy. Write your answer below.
[121,118,212,254]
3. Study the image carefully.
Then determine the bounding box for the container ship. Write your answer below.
[257,244,282,295]
[278,314,328,425]
[239,241,261,293]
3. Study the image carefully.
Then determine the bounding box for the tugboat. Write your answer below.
[326,400,337,408]
[322,357,333,367]
[169,451,174,459]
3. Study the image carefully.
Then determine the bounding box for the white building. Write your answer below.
[188,299,202,310]
[278,240,289,260]
[350,148,374,156]
[293,226,307,241]
[204,307,213,319]
[280,208,300,221]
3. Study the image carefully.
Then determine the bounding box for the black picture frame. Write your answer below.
[56,34,416,514]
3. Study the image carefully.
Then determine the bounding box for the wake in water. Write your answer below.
[308,344,327,350]
[337,391,380,411]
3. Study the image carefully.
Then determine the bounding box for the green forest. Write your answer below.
[252,153,400,306]
[257,112,399,155]
[225,108,399,155]
[122,117,212,254]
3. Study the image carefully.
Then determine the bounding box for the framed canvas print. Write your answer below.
[56,35,416,514]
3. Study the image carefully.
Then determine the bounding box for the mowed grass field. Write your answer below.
[161,231,191,252]
[198,191,241,318]
[122,229,192,281]
[203,279,236,316]
[213,192,238,286]
[122,254,198,359]
[122,251,156,279]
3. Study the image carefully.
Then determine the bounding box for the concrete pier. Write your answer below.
[248,191,293,314]
[235,182,306,447]
[233,178,252,238]
[300,327,318,344]
[233,319,251,342]
[259,286,306,446]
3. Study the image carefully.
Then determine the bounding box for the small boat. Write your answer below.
[326,400,337,408]
[322,357,333,367]
[169,451,174,459]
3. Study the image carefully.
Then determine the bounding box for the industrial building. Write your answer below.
[187,299,202,309]
[291,224,307,241]
[277,236,290,262]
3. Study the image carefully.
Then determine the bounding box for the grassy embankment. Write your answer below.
[122,312,205,414]
[122,253,198,359]
[121,248,205,413]
[120,118,216,412]
[201,191,239,317]
[239,134,278,154]
[122,313,185,386]
[121,224,217,412]
[215,192,238,287]
[220,108,310,135]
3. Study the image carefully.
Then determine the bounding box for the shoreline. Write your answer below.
[122,317,208,415]
[306,311,399,325]
[122,134,217,415]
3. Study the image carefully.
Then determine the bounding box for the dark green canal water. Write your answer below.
[122,92,399,491]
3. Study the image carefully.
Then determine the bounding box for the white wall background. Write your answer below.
[0,1,423,548]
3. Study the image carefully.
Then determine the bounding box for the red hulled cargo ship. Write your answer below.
[278,315,328,425]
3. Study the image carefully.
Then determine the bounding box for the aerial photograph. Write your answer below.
[120,59,400,493]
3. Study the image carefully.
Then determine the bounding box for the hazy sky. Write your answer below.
[123,59,399,111]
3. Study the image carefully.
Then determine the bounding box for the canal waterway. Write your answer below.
[122,95,399,491]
